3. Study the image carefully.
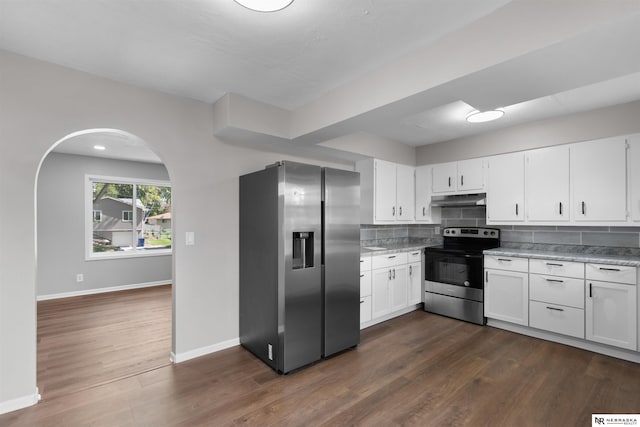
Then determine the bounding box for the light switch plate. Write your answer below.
[185,232,195,246]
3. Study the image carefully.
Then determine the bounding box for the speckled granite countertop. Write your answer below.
[360,243,438,257]
[484,247,640,267]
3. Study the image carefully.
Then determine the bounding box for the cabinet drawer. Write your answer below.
[407,250,422,263]
[360,271,372,297]
[586,263,637,285]
[529,274,584,309]
[529,301,584,339]
[484,255,528,273]
[360,295,372,324]
[372,252,408,269]
[529,259,584,279]
[360,256,372,272]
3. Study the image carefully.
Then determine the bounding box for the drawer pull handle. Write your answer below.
[545,278,564,283]
[589,282,592,298]
[545,262,563,267]
[388,256,396,259]
[360,300,365,304]
[360,260,364,263]
[497,258,512,262]
[411,252,420,255]
[360,274,365,278]
[546,306,564,312]
[598,267,621,272]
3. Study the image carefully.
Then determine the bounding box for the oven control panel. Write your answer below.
[443,227,499,239]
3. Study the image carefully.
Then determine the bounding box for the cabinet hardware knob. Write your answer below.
[589,282,592,298]
[399,206,402,216]
[485,271,489,282]
[392,268,396,279]
[598,267,621,272]
[388,255,396,259]
[360,300,365,304]
[448,177,451,187]
[515,203,519,216]
[497,258,512,262]
[360,274,365,278]
[392,206,395,216]
[545,262,563,267]
[545,278,564,283]
[581,201,586,215]
[546,306,564,312]
[422,207,426,217]
[559,202,563,216]
[461,175,464,187]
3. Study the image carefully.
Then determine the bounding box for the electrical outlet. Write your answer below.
[435,226,441,235]
[268,344,273,360]
[76,273,84,283]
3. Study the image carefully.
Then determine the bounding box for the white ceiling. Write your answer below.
[2,0,640,159]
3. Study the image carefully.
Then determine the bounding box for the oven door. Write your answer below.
[424,249,483,301]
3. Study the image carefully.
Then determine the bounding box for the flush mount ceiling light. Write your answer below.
[233,0,294,12]
[466,110,505,123]
[93,145,106,151]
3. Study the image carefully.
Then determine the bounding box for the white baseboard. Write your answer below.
[0,388,40,415]
[360,304,421,330]
[37,280,171,301]
[171,337,240,363]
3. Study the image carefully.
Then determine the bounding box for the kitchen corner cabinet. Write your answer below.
[415,165,441,224]
[432,158,484,194]
[585,263,637,351]
[356,159,415,224]
[571,137,627,222]
[629,135,640,221]
[486,152,525,223]
[484,255,529,325]
[525,146,570,222]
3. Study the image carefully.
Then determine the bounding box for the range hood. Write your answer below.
[431,193,486,207]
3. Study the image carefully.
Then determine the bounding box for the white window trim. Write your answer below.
[86,174,172,260]
[122,210,133,222]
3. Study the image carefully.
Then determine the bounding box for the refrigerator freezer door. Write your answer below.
[281,162,323,373]
[322,168,361,357]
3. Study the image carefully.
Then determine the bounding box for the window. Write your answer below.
[87,175,172,259]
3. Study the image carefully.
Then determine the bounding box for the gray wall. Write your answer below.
[37,153,172,297]
[0,50,350,407]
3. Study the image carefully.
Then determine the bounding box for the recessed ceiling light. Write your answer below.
[466,110,504,123]
[233,0,294,12]
[93,145,106,151]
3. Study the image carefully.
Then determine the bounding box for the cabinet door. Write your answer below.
[407,261,422,305]
[585,280,637,350]
[374,160,397,222]
[526,146,570,222]
[415,166,440,223]
[629,135,640,221]
[395,165,415,221]
[360,295,372,324]
[457,159,484,192]
[432,163,457,193]
[487,153,525,222]
[571,137,627,222]
[485,269,529,325]
[390,265,408,312]
[372,268,391,318]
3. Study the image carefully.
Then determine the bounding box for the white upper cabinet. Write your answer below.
[526,145,570,222]
[415,165,441,224]
[571,137,627,222]
[628,134,640,221]
[432,158,484,194]
[356,159,415,224]
[457,159,484,192]
[396,165,415,222]
[487,152,525,223]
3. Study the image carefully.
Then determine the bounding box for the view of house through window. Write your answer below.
[91,179,171,255]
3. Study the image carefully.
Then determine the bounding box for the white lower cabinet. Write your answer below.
[360,257,372,325]
[484,268,529,326]
[360,295,372,324]
[408,261,422,305]
[390,265,408,312]
[529,301,584,338]
[585,280,637,351]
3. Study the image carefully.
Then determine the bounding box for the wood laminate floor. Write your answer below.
[3,294,640,426]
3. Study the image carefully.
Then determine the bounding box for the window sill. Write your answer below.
[87,248,172,261]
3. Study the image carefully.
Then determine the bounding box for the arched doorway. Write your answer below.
[35,128,175,400]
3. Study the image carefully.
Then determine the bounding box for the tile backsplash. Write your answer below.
[362,206,640,255]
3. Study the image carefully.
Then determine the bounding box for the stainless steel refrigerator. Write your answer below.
[239,161,360,374]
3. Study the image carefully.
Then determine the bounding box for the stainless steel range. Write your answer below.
[424,227,500,325]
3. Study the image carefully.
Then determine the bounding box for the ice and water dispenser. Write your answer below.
[292,232,314,269]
